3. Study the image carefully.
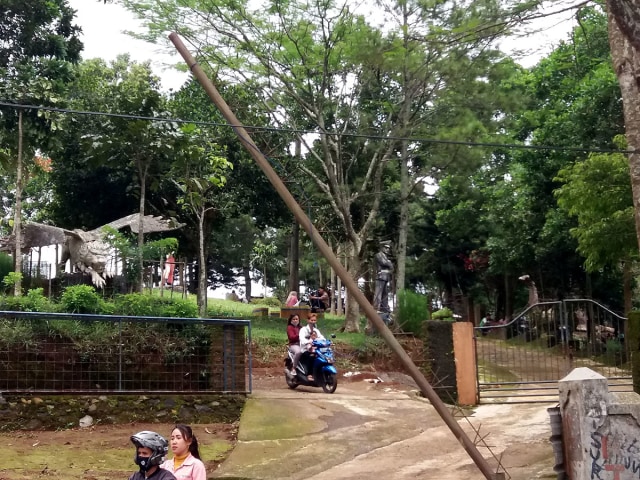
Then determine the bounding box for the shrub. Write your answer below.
[251,296,281,307]
[0,288,53,312]
[2,272,22,294]
[396,289,428,335]
[112,293,199,318]
[60,285,102,314]
[0,253,14,286]
[112,293,156,316]
[162,298,198,318]
[432,307,454,321]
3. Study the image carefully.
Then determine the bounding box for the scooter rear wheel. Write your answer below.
[321,371,337,394]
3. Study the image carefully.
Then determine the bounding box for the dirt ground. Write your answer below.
[0,421,237,480]
[0,363,416,480]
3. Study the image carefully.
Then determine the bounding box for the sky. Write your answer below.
[67,0,189,91]
[67,0,581,91]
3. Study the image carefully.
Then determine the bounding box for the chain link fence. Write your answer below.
[0,311,251,394]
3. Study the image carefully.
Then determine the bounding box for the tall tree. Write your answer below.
[555,136,636,312]
[0,0,82,294]
[607,0,640,255]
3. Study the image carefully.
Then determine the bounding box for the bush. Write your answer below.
[251,296,281,307]
[112,293,156,316]
[0,253,14,287]
[112,293,198,318]
[432,307,454,321]
[162,298,198,318]
[60,285,102,314]
[396,289,428,335]
[0,288,54,312]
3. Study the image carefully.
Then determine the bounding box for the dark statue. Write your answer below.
[0,214,183,288]
[373,240,393,313]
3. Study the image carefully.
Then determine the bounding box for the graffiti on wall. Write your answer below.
[591,431,640,479]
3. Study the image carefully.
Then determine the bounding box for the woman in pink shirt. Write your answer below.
[161,424,206,480]
[285,291,299,306]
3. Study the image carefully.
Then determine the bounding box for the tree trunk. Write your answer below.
[243,265,252,301]
[608,2,640,253]
[288,220,299,294]
[13,110,23,296]
[397,138,409,292]
[623,260,632,314]
[342,241,362,333]
[198,209,207,317]
[137,160,148,293]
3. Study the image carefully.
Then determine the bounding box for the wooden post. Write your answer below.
[453,322,478,405]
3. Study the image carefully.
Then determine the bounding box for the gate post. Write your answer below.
[453,322,478,405]
[628,311,640,394]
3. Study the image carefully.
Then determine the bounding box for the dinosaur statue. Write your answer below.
[0,214,183,288]
[518,274,539,307]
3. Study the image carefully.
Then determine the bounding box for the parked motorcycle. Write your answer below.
[284,336,338,394]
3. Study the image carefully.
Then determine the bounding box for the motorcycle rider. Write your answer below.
[129,430,176,480]
[298,314,325,380]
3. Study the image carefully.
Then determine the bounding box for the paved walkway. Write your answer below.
[211,371,558,480]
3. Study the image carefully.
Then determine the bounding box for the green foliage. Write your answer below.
[111,293,198,318]
[251,296,281,307]
[555,137,636,272]
[22,288,52,312]
[0,253,14,283]
[160,298,198,318]
[396,289,428,335]
[59,285,102,314]
[2,272,22,293]
[431,307,454,322]
[144,238,179,261]
[207,300,260,318]
[0,320,37,349]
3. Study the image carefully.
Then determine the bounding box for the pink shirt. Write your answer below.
[286,296,298,306]
[160,454,206,480]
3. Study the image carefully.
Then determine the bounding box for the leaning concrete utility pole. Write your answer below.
[169,32,503,480]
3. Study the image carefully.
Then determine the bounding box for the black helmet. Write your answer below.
[131,431,168,470]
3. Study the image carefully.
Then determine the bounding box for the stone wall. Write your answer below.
[424,320,456,402]
[559,367,640,479]
[0,394,245,431]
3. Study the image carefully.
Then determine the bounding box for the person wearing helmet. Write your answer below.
[129,430,177,480]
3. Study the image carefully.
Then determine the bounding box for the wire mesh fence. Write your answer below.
[0,311,251,394]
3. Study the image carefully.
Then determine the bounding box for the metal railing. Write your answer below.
[475,299,629,403]
[0,311,251,394]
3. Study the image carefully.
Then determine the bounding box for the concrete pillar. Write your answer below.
[559,368,609,480]
[628,311,640,394]
[453,322,477,405]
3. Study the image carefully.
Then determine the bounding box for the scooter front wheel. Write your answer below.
[321,371,337,394]
[285,373,298,389]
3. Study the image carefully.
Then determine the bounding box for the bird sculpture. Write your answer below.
[0,214,183,288]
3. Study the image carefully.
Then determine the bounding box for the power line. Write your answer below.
[0,99,633,154]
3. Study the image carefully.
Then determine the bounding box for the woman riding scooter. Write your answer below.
[286,314,302,376]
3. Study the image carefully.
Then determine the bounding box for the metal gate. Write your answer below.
[475,299,630,403]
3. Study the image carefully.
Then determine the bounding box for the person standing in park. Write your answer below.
[373,240,394,313]
[161,424,207,480]
[285,291,299,306]
[129,431,176,480]
[309,287,329,312]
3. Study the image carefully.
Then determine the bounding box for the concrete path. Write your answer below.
[211,371,558,480]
